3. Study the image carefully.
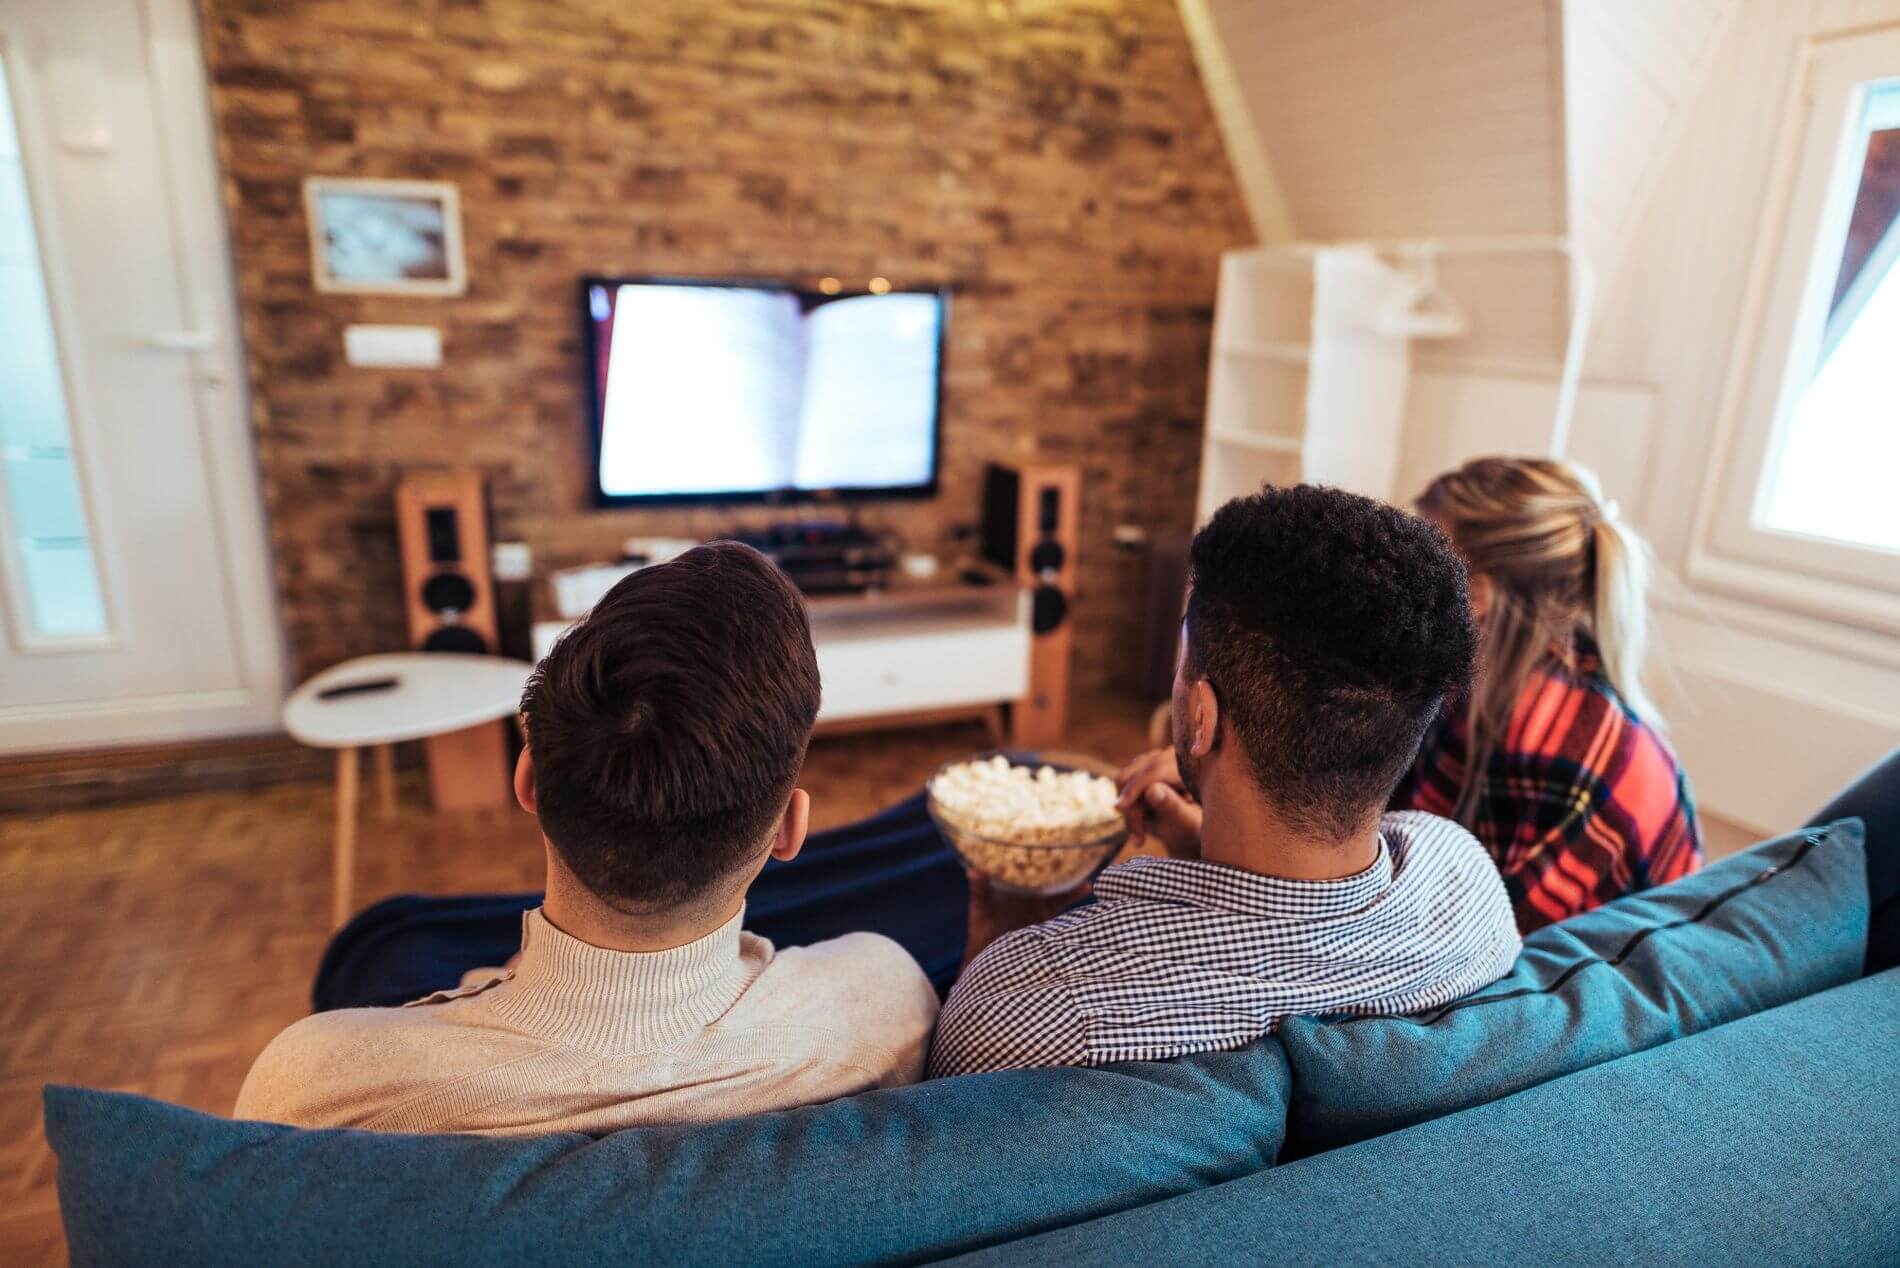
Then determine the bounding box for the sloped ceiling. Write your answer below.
[1179,0,1742,358]
[1188,0,1569,241]
[1563,0,1740,313]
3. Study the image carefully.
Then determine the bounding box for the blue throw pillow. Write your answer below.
[48,1041,1288,1268]
[1277,817,1868,1157]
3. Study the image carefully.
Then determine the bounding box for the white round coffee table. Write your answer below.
[284,652,533,926]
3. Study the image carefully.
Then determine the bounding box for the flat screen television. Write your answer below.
[581,277,947,506]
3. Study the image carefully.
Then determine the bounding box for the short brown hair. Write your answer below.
[520,541,821,910]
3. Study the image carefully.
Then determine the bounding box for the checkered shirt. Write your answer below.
[928,811,1522,1077]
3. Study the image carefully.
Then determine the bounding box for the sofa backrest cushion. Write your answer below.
[1276,817,1868,1156]
[48,1039,1289,1267]
[942,967,1900,1267]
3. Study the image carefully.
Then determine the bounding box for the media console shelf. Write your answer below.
[530,569,1036,741]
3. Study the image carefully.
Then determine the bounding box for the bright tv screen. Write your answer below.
[582,278,947,505]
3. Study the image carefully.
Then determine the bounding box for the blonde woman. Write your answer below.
[1120,458,1701,933]
[1387,457,1700,929]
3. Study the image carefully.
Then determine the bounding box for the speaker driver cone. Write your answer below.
[1031,585,1068,635]
[421,572,477,614]
[422,626,488,654]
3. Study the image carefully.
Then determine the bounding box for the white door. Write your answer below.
[0,0,283,752]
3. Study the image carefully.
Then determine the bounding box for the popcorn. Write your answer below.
[929,754,1120,835]
[927,755,1125,893]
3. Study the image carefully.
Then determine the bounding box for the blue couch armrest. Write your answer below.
[1807,745,1900,974]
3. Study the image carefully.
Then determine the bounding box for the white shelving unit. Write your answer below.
[1195,249,1316,524]
[1194,238,1593,525]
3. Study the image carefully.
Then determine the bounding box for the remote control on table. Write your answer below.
[316,676,400,700]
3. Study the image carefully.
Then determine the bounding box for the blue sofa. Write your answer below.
[45,753,1900,1266]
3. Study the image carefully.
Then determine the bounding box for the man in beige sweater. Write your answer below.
[237,542,939,1135]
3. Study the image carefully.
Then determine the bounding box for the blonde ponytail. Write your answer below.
[1416,457,1665,826]
[1589,510,1662,727]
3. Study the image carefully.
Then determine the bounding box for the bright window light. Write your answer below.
[1759,79,1900,555]
[1763,236,1900,552]
[0,55,109,639]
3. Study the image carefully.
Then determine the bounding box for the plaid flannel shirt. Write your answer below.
[1391,644,1703,932]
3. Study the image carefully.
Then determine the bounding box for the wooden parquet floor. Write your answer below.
[0,694,1154,1264]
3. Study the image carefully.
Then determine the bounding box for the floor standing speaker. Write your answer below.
[394,472,512,810]
[981,462,1079,747]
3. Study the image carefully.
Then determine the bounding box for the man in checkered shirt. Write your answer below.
[930,485,1523,1077]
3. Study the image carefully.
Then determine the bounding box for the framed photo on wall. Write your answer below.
[303,177,468,296]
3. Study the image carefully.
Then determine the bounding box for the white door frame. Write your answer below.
[0,0,286,751]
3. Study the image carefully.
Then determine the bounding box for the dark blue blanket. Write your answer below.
[313,792,970,1010]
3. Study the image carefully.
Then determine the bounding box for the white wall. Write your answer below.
[1562,0,1737,323]
[1394,368,1657,515]
[1576,0,1900,832]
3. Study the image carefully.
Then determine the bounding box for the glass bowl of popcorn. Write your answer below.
[926,752,1129,895]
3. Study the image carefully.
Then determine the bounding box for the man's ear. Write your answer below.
[769,788,811,863]
[1469,571,1495,621]
[1187,678,1220,757]
[513,746,538,815]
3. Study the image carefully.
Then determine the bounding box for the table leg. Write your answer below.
[333,746,360,929]
[374,743,397,818]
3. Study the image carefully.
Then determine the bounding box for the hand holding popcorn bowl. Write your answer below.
[926,752,1130,896]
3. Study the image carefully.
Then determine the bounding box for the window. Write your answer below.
[1759,81,1900,554]
[1698,27,1900,631]
[0,53,110,641]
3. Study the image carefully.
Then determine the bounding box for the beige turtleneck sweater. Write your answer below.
[234,908,939,1135]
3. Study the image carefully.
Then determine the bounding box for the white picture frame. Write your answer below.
[303,177,467,296]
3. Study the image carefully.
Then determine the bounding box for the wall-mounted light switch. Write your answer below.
[343,325,443,368]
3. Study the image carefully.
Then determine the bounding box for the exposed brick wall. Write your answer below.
[197,0,1251,691]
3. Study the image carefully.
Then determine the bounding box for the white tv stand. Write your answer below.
[531,572,1033,738]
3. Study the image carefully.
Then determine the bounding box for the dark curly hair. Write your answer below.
[1185,484,1476,842]
[520,541,821,911]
